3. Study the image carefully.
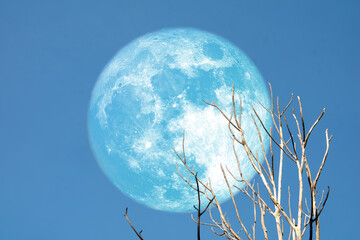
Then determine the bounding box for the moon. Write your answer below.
[88,28,271,212]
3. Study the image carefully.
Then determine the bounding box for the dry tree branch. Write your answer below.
[252,106,297,163]
[123,80,333,240]
[315,187,330,220]
[124,208,144,240]
[193,172,215,240]
[221,164,252,240]
[124,83,331,240]
[174,84,332,240]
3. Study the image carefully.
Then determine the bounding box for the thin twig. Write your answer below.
[124,208,144,240]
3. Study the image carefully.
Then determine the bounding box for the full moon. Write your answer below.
[88,28,271,212]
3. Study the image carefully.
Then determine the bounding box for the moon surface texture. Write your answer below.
[88,28,271,212]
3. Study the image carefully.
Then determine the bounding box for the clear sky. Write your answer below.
[1,0,359,239]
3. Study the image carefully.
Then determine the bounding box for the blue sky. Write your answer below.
[1,0,359,239]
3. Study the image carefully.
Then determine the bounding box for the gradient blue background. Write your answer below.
[1,0,359,239]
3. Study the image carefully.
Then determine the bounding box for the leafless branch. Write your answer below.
[126,83,332,240]
[124,208,144,240]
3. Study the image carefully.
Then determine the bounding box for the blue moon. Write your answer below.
[88,28,271,212]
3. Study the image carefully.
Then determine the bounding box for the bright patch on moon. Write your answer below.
[88,28,271,212]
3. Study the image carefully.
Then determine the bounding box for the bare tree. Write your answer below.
[126,84,332,240]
